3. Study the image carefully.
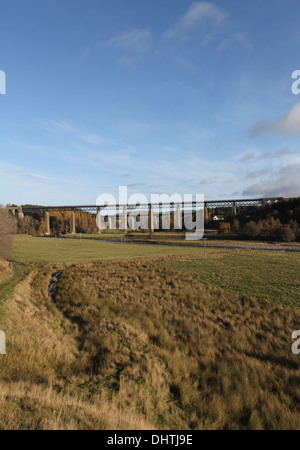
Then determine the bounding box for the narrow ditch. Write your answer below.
[49,272,61,305]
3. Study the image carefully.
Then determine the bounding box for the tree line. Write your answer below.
[215,198,300,242]
[17,209,98,235]
[2,198,300,243]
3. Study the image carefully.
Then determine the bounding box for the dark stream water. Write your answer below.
[49,272,61,305]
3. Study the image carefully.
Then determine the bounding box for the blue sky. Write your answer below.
[0,0,300,205]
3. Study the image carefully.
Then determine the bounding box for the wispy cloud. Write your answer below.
[104,28,152,66]
[217,32,251,51]
[261,147,290,159]
[43,120,114,146]
[244,168,269,180]
[249,102,300,137]
[64,144,136,168]
[239,150,258,162]
[127,182,146,188]
[163,1,228,40]
[107,28,152,53]
[238,147,290,162]
[243,164,300,197]
[89,3,249,68]
[0,163,77,185]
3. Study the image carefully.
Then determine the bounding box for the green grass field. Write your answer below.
[10,235,217,263]
[67,231,300,248]
[9,236,300,307]
[163,251,300,308]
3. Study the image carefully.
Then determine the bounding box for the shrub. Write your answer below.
[218,222,231,234]
[276,226,296,243]
[240,221,260,238]
[232,218,240,233]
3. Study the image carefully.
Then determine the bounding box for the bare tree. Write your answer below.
[0,207,14,258]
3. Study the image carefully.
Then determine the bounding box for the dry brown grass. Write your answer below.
[0,260,13,282]
[0,380,152,430]
[0,269,152,429]
[52,261,300,429]
[0,258,299,430]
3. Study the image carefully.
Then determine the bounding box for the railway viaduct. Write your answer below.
[7,197,283,235]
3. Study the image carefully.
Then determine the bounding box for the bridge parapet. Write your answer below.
[21,197,283,214]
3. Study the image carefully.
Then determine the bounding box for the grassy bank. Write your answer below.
[0,260,299,429]
[0,263,30,315]
[0,235,299,429]
[0,267,150,429]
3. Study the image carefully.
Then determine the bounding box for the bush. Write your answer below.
[218,222,231,234]
[240,221,260,239]
[232,218,240,233]
[276,226,295,243]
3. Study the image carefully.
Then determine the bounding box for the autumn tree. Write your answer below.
[218,222,231,234]
[232,218,240,233]
[276,225,295,242]
[240,221,260,238]
[0,207,14,258]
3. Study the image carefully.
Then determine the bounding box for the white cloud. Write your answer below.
[217,32,251,51]
[249,102,300,136]
[107,29,152,52]
[238,147,290,162]
[43,120,114,146]
[104,28,152,66]
[0,163,77,186]
[243,164,300,197]
[44,120,74,134]
[64,144,136,168]
[127,182,146,188]
[238,150,258,162]
[94,3,247,67]
[163,1,228,40]
[78,132,106,145]
[261,147,290,159]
